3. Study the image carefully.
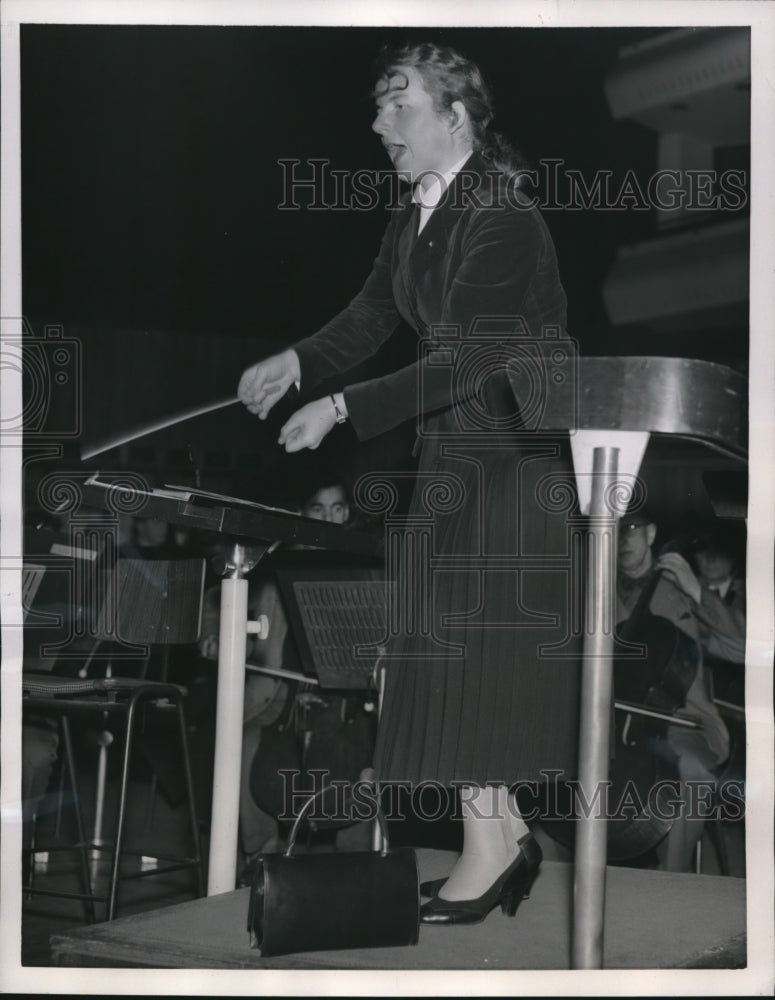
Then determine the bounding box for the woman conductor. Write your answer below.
[238,42,580,925]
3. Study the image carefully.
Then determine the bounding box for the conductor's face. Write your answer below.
[302,485,349,524]
[372,66,460,190]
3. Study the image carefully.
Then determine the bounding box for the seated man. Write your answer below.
[616,508,743,873]
[199,478,351,869]
[687,525,746,706]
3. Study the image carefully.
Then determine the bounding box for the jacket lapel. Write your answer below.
[408,152,486,278]
[397,199,420,266]
[394,199,420,319]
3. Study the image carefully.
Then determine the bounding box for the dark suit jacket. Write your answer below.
[291,155,581,785]
[695,577,746,665]
[293,153,568,443]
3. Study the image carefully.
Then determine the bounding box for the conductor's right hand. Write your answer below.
[238,349,301,420]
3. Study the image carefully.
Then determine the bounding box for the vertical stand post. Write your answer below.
[572,446,618,969]
[91,661,114,881]
[370,660,387,853]
[91,729,113,880]
[207,546,249,895]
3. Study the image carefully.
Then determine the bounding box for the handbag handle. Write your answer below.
[284,781,390,858]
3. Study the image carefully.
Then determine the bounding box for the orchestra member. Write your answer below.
[688,525,746,705]
[119,515,194,559]
[238,42,581,924]
[616,508,739,872]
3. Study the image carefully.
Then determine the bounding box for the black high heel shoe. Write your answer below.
[419,877,447,898]
[421,869,537,899]
[420,833,542,925]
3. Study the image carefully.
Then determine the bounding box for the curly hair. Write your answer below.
[372,41,527,179]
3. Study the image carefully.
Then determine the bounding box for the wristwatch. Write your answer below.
[330,393,347,424]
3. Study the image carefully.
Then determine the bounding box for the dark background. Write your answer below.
[20,24,748,508]
[21,26,663,335]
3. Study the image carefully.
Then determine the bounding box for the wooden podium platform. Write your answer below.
[50,850,746,970]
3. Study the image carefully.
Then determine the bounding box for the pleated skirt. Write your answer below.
[373,427,582,788]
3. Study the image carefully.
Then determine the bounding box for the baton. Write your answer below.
[80,395,240,461]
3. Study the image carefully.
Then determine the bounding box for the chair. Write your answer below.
[88,558,206,833]
[22,557,206,921]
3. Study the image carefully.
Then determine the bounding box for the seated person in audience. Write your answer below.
[119,514,195,560]
[199,478,351,869]
[686,525,746,706]
[616,508,739,873]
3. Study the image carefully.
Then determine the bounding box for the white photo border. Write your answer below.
[2,1,773,996]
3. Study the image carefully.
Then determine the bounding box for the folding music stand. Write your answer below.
[90,557,206,675]
[78,477,384,895]
[274,556,387,850]
[22,526,104,669]
[273,553,385,692]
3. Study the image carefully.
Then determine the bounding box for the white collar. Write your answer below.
[412,152,473,210]
[707,577,733,599]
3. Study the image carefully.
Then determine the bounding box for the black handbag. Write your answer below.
[247,785,420,957]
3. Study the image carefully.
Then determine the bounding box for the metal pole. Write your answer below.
[572,446,618,969]
[91,662,114,882]
[207,545,248,895]
[370,659,387,853]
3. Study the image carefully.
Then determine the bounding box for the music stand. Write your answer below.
[510,354,747,968]
[23,527,104,670]
[273,551,385,692]
[702,469,748,520]
[274,553,387,852]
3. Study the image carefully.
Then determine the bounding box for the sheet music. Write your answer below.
[86,474,301,515]
[85,473,157,496]
[163,484,299,516]
[86,474,256,507]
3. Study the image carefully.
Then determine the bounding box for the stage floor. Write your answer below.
[50,849,746,970]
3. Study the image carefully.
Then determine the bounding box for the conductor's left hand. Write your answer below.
[279,398,337,453]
